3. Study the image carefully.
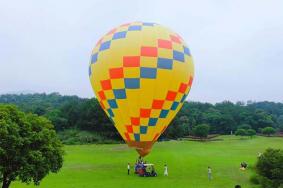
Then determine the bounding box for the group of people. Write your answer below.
[127,156,168,177]
[128,159,209,179]
[128,160,243,186]
[127,162,242,187]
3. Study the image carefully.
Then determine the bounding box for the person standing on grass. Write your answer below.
[164,164,168,176]
[208,166,212,180]
[127,163,130,175]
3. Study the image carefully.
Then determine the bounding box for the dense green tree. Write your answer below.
[255,148,283,188]
[33,106,46,116]
[202,108,222,133]
[235,129,246,137]
[215,101,238,132]
[179,115,190,134]
[278,115,283,132]
[262,127,276,136]
[75,98,120,140]
[278,115,283,124]
[238,124,252,130]
[45,109,68,131]
[180,102,211,131]
[164,115,186,139]
[250,110,275,131]
[246,129,256,138]
[249,102,283,117]
[192,124,210,138]
[0,105,64,188]
[59,100,82,129]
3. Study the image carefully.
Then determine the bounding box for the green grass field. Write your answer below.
[12,136,283,188]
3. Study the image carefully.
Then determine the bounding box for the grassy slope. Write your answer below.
[12,136,283,188]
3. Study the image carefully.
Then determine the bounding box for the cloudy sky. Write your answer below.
[0,0,282,103]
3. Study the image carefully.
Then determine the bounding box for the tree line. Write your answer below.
[0,93,282,142]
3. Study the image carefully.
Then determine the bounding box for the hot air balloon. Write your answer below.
[89,22,194,157]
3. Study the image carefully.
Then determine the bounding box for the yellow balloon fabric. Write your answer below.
[89,22,194,156]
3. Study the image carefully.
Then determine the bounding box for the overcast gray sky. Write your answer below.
[0,0,283,103]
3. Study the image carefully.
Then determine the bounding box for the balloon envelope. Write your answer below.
[89,22,194,156]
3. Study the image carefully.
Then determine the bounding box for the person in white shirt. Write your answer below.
[127,163,130,175]
[208,166,212,180]
[164,164,168,176]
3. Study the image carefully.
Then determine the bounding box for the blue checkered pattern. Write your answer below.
[99,41,111,51]
[157,58,173,69]
[140,126,148,134]
[91,53,98,64]
[159,110,169,118]
[173,50,185,62]
[112,31,127,40]
[128,25,142,31]
[107,108,114,117]
[148,118,158,126]
[113,89,127,99]
[108,99,118,108]
[124,78,140,89]
[140,67,157,78]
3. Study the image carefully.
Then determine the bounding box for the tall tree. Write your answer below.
[0,105,64,188]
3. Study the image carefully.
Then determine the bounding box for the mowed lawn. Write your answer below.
[12,136,283,188]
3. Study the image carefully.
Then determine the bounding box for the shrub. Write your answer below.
[255,148,283,188]
[235,129,246,136]
[246,129,256,138]
[250,174,260,185]
[259,176,275,188]
[261,127,276,136]
[192,124,210,138]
